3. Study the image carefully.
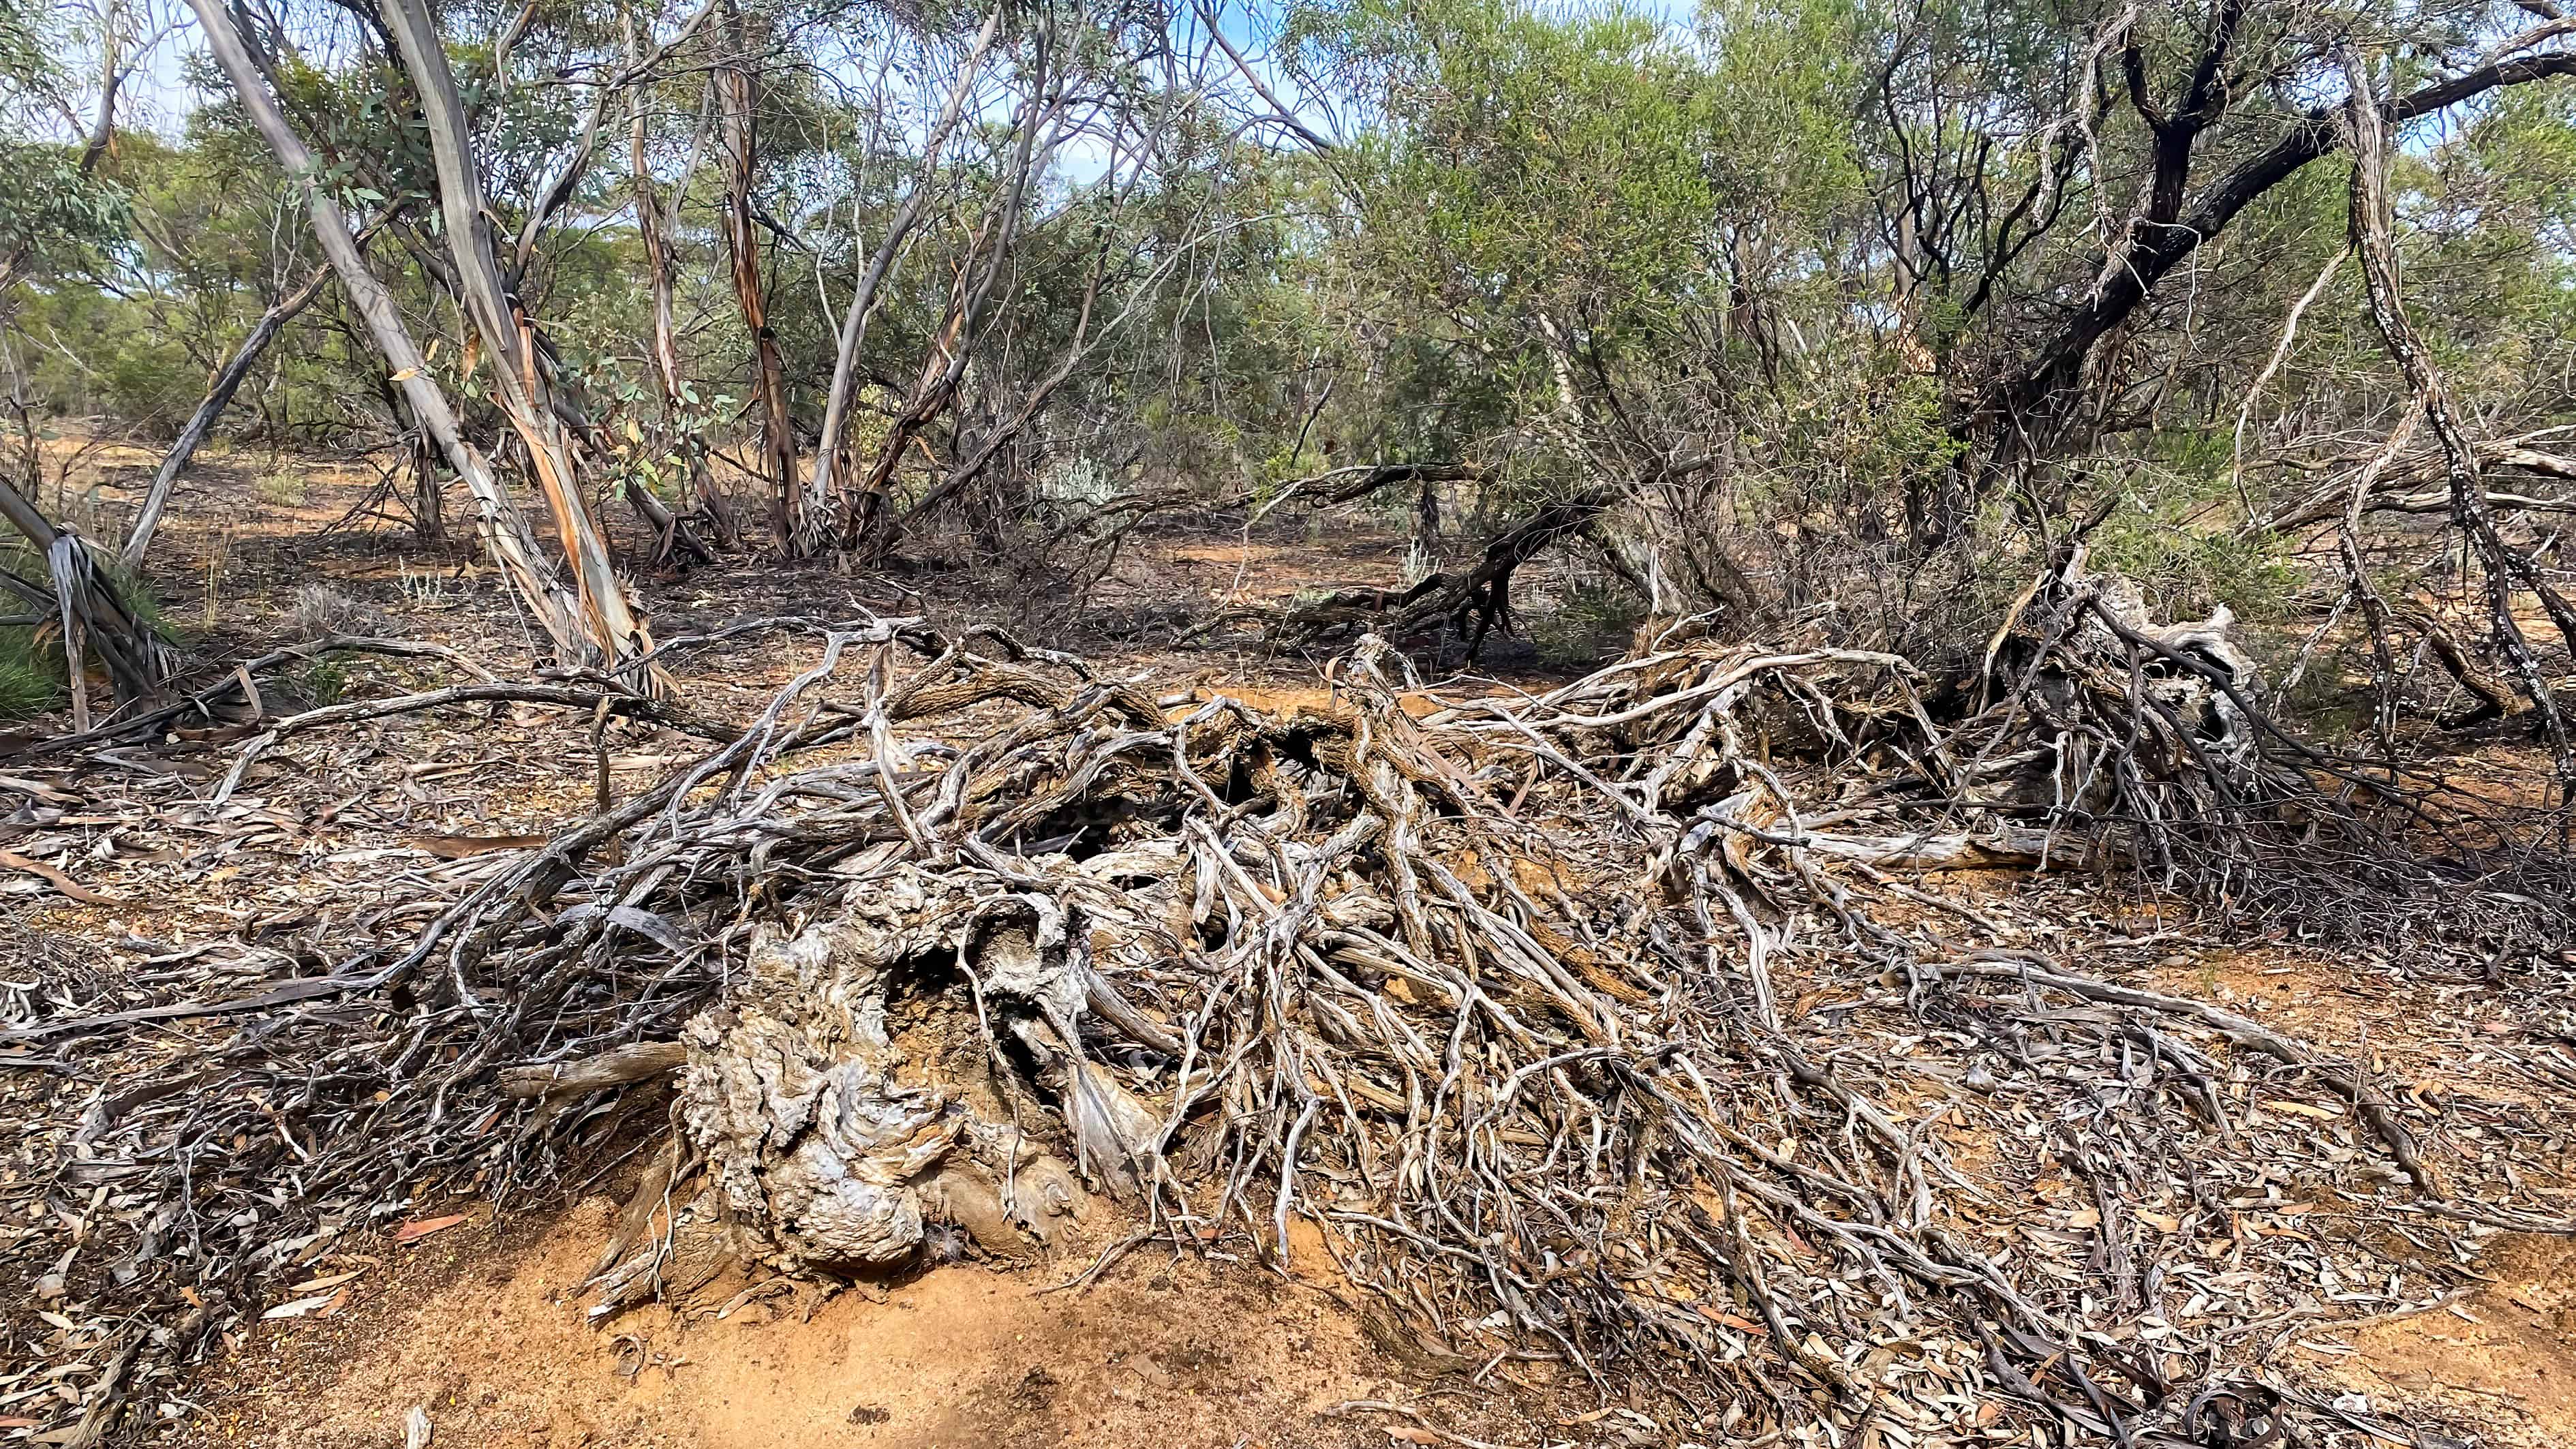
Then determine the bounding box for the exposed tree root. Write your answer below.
[9,594,2573,1447]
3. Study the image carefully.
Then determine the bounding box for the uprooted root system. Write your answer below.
[6,581,2575,1448]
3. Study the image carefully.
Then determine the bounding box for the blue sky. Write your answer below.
[46,0,1711,149]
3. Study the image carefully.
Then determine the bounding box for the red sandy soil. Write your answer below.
[172,1194,1574,1449]
[164,1176,2576,1449]
[2329,1234,2576,1448]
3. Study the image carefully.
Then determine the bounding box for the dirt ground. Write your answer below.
[5,435,2575,1447]
[164,1202,2576,1449]
[16,433,1599,675]
[4,441,1602,1449]
[2332,1234,2576,1447]
[174,1194,1467,1449]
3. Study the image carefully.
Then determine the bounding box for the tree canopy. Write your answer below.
[1,0,2573,727]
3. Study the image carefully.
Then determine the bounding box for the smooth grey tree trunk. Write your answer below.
[121,260,333,569]
[181,0,597,668]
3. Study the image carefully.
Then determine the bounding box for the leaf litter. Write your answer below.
[1,588,2572,1448]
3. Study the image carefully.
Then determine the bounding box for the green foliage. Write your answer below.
[0,0,129,288]
[8,285,199,428]
[0,142,129,281]
[2087,467,2301,624]
[1340,0,1721,316]
[0,0,42,85]
[1266,0,1888,539]
[257,470,311,507]
[0,536,177,723]
[301,657,350,707]
[3,0,2573,709]
[0,531,58,719]
[0,618,59,719]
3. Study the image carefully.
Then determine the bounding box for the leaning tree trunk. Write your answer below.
[2346,53,2576,776]
[1953,48,2576,540]
[379,0,662,689]
[803,5,1008,555]
[123,258,336,569]
[844,80,1047,555]
[183,0,596,669]
[892,222,1129,545]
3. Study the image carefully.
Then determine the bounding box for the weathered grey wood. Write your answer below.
[498,1040,689,1099]
[122,261,334,569]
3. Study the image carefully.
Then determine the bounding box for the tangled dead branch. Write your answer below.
[4,590,2571,1446]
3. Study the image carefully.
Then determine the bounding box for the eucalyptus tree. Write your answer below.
[1265,0,2576,675]
[181,0,613,672]
[1280,0,1869,635]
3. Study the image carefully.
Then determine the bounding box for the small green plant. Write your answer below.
[2089,498,2298,619]
[301,657,350,706]
[0,536,63,718]
[258,470,310,506]
[0,530,179,720]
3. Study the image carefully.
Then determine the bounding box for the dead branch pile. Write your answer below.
[1980,549,2576,954]
[5,592,2573,1448]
